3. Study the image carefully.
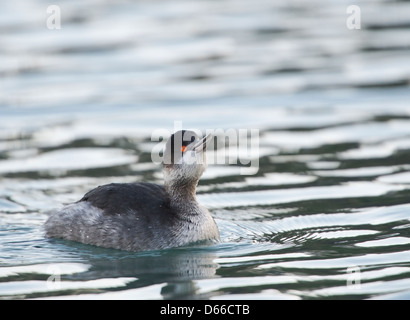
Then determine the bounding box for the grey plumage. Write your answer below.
[44,130,220,252]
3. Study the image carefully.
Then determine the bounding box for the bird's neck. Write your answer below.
[165,179,202,214]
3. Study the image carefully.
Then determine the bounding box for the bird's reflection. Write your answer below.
[58,240,219,299]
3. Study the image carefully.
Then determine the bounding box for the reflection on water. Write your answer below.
[1,0,410,299]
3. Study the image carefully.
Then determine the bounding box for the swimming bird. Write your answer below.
[44,130,220,251]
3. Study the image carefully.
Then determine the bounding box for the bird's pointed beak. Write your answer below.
[192,133,212,153]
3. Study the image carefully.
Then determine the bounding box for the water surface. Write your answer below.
[1,0,410,300]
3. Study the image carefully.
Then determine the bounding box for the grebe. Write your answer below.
[44,130,220,251]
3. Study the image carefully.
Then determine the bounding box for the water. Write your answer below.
[1,0,410,300]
